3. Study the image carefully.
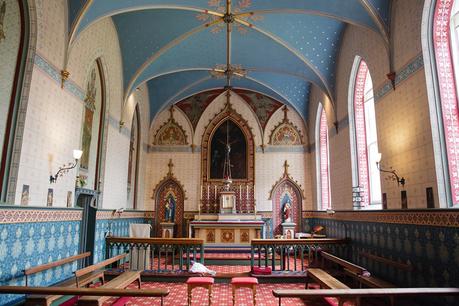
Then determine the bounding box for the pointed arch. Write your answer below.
[348,57,381,209]
[152,163,187,237]
[315,104,331,211]
[422,0,459,208]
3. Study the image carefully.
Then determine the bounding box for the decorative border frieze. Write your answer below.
[303,210,459,228]
[0,208,82,223]
[34,53,85,101]
[374,53,424,102]
[256,145,307,153]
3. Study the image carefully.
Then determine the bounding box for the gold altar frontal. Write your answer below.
[190,214,264,245]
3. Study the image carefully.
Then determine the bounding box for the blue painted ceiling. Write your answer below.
[68,0,391,123]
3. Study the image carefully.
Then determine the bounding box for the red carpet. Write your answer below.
[101,282,351,306]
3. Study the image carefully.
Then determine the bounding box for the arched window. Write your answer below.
[127,105,140,209]
[78,60,106,191]
[423,0,459,208]
[315,104,331,210]
[349,58,382,209]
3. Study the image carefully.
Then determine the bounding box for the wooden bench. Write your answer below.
[0,286,169,306]
[77,271,142,306]
[306,268,352,306]
[24,252,104,306]
[272,288,459,306]
[25,253,126,306]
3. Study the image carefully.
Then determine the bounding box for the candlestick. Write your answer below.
[207,185,209,201]
[214,185,217,199]
[239,184,242,200]
[200,185,202,200]
[246,184,249,200]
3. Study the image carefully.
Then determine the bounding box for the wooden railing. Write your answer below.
[250,238,348,272]
[105,237,204,273]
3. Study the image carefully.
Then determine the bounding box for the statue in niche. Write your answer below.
[0,2,6,43]
[282,196,293,223]
[210,120,247,179]
[164,194,176,222]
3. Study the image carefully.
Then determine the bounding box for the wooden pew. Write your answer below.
[306,268,352,306]
[272,288,459,306]
[0,286,169,306]
[320,251,368,276]
[77,271,142,306]
[24,252,104,306]
[25,253,126,306]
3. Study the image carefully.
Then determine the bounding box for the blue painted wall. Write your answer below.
[304,216,459,305]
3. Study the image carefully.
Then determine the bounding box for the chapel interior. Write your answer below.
[0,0,459,305]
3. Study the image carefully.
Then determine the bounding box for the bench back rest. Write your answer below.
[321,251,367,275]
[23,252,91,286]
[74,253,128,278]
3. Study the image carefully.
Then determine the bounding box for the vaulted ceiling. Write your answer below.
[67,0,391,122]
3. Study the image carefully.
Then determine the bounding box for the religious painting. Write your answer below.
[269,106,303,145]
[236,89,283,130]
[176,90,222,129]
[21,184,29,206]
[210,120,247,179]
[46,188,53,207]
[80,67,97,170]
[155,121,187,145]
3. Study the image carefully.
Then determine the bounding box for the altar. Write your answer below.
[190,214,263,245]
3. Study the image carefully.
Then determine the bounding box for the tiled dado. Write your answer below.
[0,207,82,223]
[302,210,459,228]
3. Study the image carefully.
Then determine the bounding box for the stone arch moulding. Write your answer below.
[153,106,188,146]
[201,102,255,183]
[269,161,305,236]
[152,159,187,237]
[268,106,304,146]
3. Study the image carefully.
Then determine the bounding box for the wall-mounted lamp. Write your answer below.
[49,149,83,183]
[376,153,405,187]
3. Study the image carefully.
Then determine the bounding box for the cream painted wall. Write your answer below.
[13,1,149,209]
[309,0,437,210]
[146,91,310,214]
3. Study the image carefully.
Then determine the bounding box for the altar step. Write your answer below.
[183,252,281,266]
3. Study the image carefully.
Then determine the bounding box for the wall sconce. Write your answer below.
[49,149,83,183]
[376,153,405,187]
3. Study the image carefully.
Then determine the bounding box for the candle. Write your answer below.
[246,185,249,200]
[200,185,202,200]
[214,185,217,199]
[207,185,209,200]
[239,184,242,200]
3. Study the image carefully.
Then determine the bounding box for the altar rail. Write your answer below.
[105,237,204,272]
[250,238,349,272]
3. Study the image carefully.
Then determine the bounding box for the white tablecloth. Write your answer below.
[129,224,151,270]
